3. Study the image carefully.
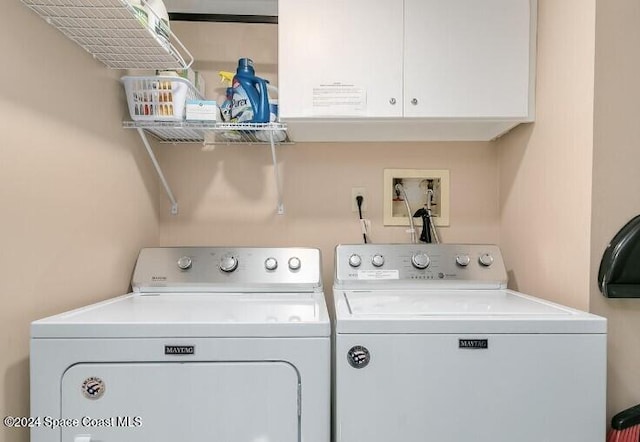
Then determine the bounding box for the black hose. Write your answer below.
[413,208,431,243]
[356,195,367,244]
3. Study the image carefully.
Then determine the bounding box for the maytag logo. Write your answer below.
[164,345,195,355]
[459,339,489,349]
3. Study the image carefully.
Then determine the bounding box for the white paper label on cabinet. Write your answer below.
[312,83,366,116]
[357,270,399,280]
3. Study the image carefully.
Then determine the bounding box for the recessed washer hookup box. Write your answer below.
[186,100,217,122]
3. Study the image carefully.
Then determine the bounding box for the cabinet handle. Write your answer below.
[411,98,418,105]
[389,98,397,105]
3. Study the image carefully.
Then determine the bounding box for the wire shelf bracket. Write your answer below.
[137,128,179,215]
[268,130,285,215]
[125,121,290,215]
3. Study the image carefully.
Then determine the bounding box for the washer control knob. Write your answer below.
[479,253,494,267]
[264,257,278,271]
[411,253,430,269]
[371,254,385,267]
[456,255,471,267]
[348,254,362,268]
[177,256,192,270]
[219,256,239,273]
[288,257,302,271]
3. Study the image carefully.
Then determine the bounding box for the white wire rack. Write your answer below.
[204,123,291,146]
[122,121,292,145]
[20,0,193,70]
[124,121,206,143]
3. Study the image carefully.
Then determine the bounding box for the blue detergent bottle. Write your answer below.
[232,58,270,123]
[220,87,235,122]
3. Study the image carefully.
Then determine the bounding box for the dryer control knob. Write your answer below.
[348,254,362,268]
[177,256,192,270]
[264,257,278,271]
[371,254,385,267]
[456,255,471,267]
[219,256,238,273]
[288,257,302,271]
[479,253,494,267]
[411,253,430,269]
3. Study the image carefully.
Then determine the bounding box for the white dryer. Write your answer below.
[31,247,330,442]
[333,244,606,442]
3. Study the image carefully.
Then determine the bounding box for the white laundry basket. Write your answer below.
[122,76,202,121]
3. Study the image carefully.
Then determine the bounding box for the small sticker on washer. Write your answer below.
[357,270,399,280]
[81,377,105,400]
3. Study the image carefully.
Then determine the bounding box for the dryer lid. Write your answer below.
[334,289,606,334]
[32,292,330,338]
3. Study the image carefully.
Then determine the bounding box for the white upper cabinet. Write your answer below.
[404,0,532,119]
[278,0,404,118]
[278,0,537,142]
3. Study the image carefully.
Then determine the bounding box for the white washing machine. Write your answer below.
[31,247,330,442]
[333,244,607,442]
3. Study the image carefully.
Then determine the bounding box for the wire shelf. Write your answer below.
[20,0,193,70]
[205,123,291,146]
[122,121,292,145]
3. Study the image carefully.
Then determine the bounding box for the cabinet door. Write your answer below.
[404,0,533,118]
[279,0,404,118]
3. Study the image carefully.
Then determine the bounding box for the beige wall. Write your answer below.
[0,3,160,441]
[172,21,278,102]
[157,142,500,292]
[591,0,640,418]
[497,0,596,310]
[498,0,640,420]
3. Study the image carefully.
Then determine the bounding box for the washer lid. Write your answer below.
[334,289,606,334]
[32,292,330,338]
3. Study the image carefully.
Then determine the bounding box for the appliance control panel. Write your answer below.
[132,247,322,293]
[334,244,508,289]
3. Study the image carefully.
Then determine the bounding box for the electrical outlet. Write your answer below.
[351,187,367,212]
[383,169,450,226]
